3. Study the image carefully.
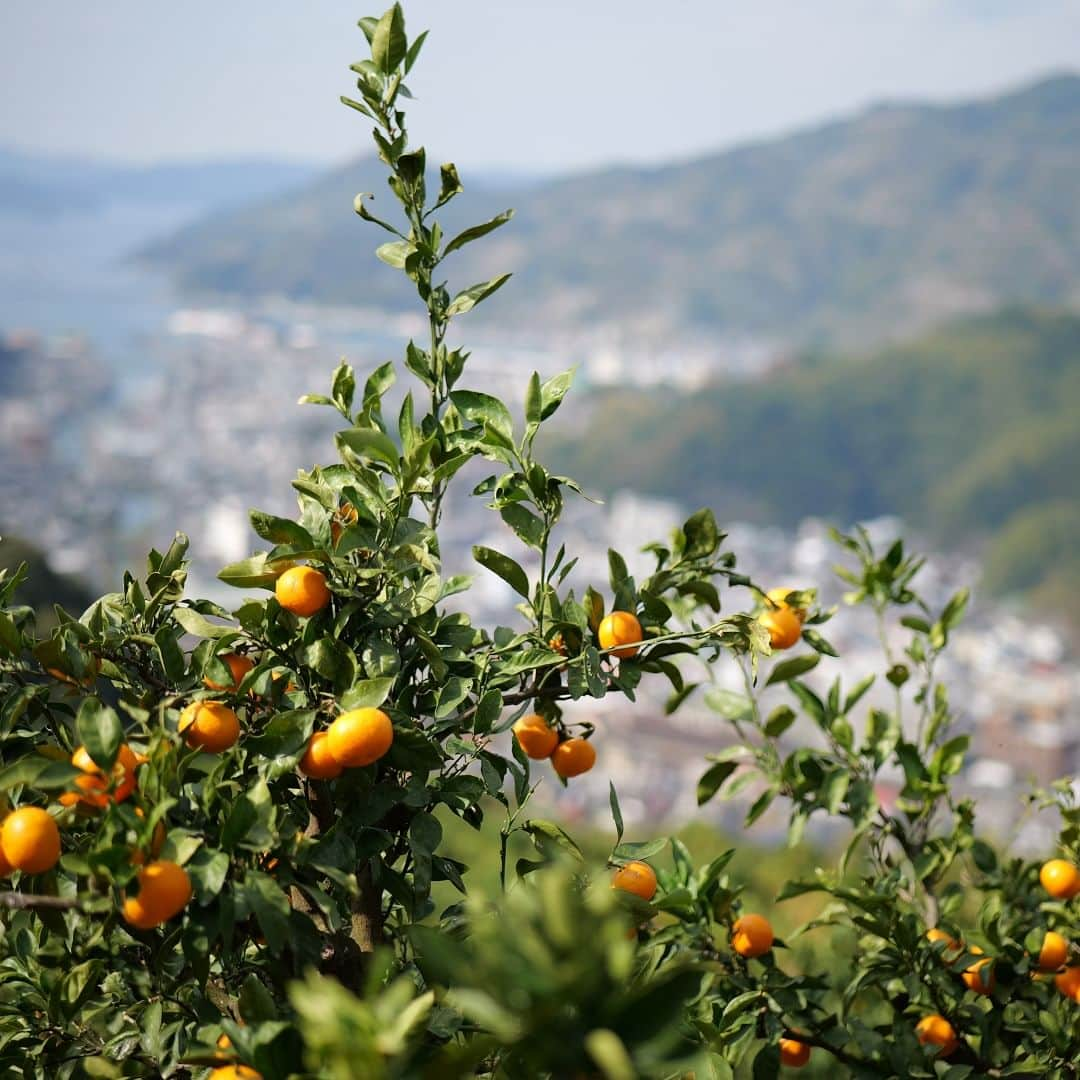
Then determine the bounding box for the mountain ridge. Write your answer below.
[140,72,1080,347]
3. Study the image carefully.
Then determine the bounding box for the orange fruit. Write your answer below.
[327,708,394,768]
[299,731,344,779]
[1055,965,1080,1001]
[1,807,61,874]
[513,714,559,759]
[612,861,657,901]
[597,611,643,659]
[779,1037,810,1068]
[204,653,255,692]
[210,1066,262,1080]
[732,913,774,958]
[551,738,596,778]
[1040,930,1069,971]
[122,860,192,928]
[66,743,141,807]
[766,587,807,621]
[960,946,995,994]
[275,565,331,617]
[179,702,240,753]
[0,843,12,877]
[926,927,962,963]
[760,607,802,650]
[1040,859,1080,899]
[915,1014,957,1057]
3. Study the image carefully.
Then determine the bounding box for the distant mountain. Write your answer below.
[551,307,1080,617]
[142,74,1080,346]
[0,147,319,218]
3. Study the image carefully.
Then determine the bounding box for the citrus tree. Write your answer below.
[2,6,1079,1079]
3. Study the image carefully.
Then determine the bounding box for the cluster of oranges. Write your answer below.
[299,707,395,779]
[510,609,646,780]
[914,857,1080,1060]
[609,863,811,1068]
[513,714,595,778]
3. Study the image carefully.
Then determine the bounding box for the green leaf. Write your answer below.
[763,705,797,738]
[697,761,737,806]
[683,508,720,559]
[446,273,511,316]
[243,871,291,955]
[523,819,583,860]
[340,677,395,710]
[585,1029,636,1080]
[472,546,530,599]
[609,782,624,844]
[443,210,513,256]
[336,428,401,473]
[409,812,443,856]
[703,688,752,721]
[539,369,574,420]
[217,554,281,590]
[249,510,313,547]
[173,607,231,639]
[0,755,53,792]
[766,653,820,686]
[404,29,428,74]
[376,240,415,268]
[371,3,407,74]
[612,838,667,862]
[499,504,545,549]
[436,162,463,207]
[76,698,122,771]
[450,390,514,444]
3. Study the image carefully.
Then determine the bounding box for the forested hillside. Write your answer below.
[553,308,1080,611]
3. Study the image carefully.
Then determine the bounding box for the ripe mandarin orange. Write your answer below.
[1055,965,1080,1001]
[551,738,596,778]
[1040,859,1080,899]
[1040,930,1069,972]
[275,565,331,617]
[327,708,394,768]
[1,807,61,874]
[513,714,559,759]
[122,859,192,928]
[299,731,343,779]
[203,653,254,692]
[779,1037,810,1068]
[179,702,240,753]
[732,913,774,958]
[210,1067,262,1080]
[0,841,12,877]
[961,946,995,994]
[612,861,658,901]
[760,607,802,650]
[915,1014,957,1057]
[597,611,643,659]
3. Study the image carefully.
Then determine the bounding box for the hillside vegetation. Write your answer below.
[143,74,1080,345]
[553,307,1080,612]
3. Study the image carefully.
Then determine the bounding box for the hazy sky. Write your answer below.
[2,1,1078,172]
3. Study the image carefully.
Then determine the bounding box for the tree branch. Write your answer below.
[0,891,82,911]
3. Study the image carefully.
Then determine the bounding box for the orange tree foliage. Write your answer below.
[1,7,1080,1078]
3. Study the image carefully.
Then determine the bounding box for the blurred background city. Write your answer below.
[1,1,1078,850]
